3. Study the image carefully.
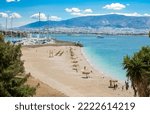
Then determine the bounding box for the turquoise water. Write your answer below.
[5,34,150,81]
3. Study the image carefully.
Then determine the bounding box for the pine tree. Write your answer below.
[0,34,36,97]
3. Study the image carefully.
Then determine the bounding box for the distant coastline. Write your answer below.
[1,30,149,38]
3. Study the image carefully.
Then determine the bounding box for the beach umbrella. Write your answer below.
[70,52,74,56]
[72,63,79,67]
[71,56,77,59]
[72,66,78,72]
[72,60,78,63]
[82,70,90,78]
[81,67,91,78]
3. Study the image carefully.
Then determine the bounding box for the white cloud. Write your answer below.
[6,0,15,2]
[65,8,72,12]
[65,8,81,13]
[143,13,150,16]
[65,8,93,14]
[0,12,22,19]
[69,11,150,17]
[10,12,21,18]
[30,13,47,20]
[65,6,150,18]
[0,12,8,18]
[71,12,83,16]
[71,12,102,17]
[49,16,62,21]
[83,9,93,13]
[31,13,62,21]
[6,0,20,2]
[120,12,141,16]
[103,3,126,10]
[65,7,94,16]
[110,12,149,17]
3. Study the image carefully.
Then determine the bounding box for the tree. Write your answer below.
[0,34,36,97]
[123,46,150,97]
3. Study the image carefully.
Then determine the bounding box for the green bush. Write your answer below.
[0,34,36,97]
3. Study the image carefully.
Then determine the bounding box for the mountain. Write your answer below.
[20,14,150,29]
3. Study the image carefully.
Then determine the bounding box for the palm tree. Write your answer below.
[123,46,150,97]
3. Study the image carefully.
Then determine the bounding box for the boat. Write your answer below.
[97,35,104,38]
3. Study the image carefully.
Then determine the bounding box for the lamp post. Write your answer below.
[47,15,50,38]
[0,12,8,31]
[10,16,13,37]
[38,12,41,38]
[5,17,8,31]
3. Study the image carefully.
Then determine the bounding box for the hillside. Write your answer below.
[20,14,150,29]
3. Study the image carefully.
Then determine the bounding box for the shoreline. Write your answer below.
[22,45,133,97]
[80,48,114,83]
[81,48,127,84]
[81,48,107,78]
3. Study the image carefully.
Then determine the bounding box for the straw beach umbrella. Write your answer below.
[72,63,79,67]
[81,66,91,78]
[72,66,78,72]
[72,60,78,63]
[82,70,90,78]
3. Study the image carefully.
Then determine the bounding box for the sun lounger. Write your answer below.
[59,51,64,56]
[55,50,61,56]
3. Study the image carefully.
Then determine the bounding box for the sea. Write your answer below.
[5,34,150,81]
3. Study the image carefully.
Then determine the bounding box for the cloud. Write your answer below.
[103,12,150,17]
[115,12,150,17]
[83,9,93,13]
[65,7,93,14]
[64,7,150,18]
[103,3,126,10]
[10,12,21,18]
[0,12,22,19]
[0,12,8,18]
[143,13,150,16]
[118,12,141,16]
[6,0,20,2]
[71,12,83,16]
[65,8,81,13]
[68,11,150,17]
[30,13,47,20]
[49,16,62,21]
[65,7,94,16]
[6,0,15,2]
[71,12,101,17]
[31,13,62,21]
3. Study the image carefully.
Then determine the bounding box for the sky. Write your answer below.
[0,0,150,27]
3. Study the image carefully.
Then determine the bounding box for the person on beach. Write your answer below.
[122,86,124,91]
[113,84,118,90]
[125,81,129,90]
[49,50,53,58]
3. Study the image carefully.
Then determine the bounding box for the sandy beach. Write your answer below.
[22,46,133,97]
